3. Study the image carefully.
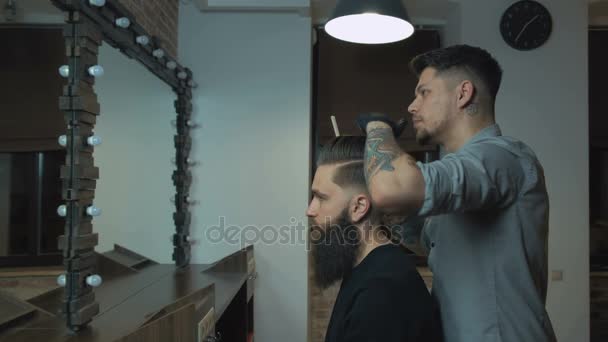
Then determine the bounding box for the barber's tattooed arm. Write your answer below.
[363,121,425,216]
[364,125,402,183]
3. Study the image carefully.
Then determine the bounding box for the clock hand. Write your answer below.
[515,14,540,43]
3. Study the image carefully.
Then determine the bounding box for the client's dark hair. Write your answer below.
[317,136,367,191]
[317,136,384,225]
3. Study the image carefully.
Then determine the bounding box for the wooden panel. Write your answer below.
[590,30,608,144]
[0,291,36,330]
[215,283,247,342]
[592,272,608,342]
[142,285,213,325]
[117,303,195,342]
[309,279,340,342]
[0,27,65,151]
[2,249,251,341]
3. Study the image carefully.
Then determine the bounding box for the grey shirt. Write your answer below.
[415,124,556,342]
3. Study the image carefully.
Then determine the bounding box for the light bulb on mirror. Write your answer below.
[86,135,102,146]
[58,65,70,78]
[57,204,67,217]
[166,61,177,70]
[58,135,67,147]
[88,0,105,7]
[177,71,187,80]
[87,65,104,77]
[57,274,66,287]
[86,274,102,287]
[152,49,165,59]
[171,119,197,128]
[136,35,149,46]
[86,205,101,217]
[115,17,130,28]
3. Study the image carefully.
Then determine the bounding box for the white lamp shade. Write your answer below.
[325,13,414,44]
[325,0,415,44]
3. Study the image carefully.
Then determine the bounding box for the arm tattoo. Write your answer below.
[364,127,402,183]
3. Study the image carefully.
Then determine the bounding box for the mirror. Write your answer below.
[94,42,176,263]
[0,0,194,332]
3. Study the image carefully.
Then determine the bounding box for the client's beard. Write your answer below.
[311,209,361,289]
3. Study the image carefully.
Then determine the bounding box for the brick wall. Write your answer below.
[116,0,179,58]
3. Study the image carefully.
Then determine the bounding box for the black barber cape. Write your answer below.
[324,244,443,342]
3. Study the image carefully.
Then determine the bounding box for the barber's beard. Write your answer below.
[311,209,361,289]
[416,128,432,145]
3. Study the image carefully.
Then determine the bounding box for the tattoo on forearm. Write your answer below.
[364,127,402,183]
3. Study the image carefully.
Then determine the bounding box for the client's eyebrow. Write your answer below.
[312,190,328,199]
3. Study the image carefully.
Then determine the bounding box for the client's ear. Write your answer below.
[349,194,371,224]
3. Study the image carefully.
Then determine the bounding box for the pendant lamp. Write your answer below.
[325,0,415,44]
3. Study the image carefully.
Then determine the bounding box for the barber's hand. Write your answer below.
[356,112,408,137]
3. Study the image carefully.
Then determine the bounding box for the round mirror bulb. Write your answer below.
[89,0,106,6]
[153,49,165,58]
[58,135,67,147]
[87,136,102,146]
[115,17,130,28]
[88,65,104,77]
[59,65,70,78]
[86,274,102,287]
[57,274,66,287]
[86,205,101,217]
[136,35,149,45]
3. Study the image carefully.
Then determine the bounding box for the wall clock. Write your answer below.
[500,0,552,51]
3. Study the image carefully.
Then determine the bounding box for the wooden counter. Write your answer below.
[0,246,255,342]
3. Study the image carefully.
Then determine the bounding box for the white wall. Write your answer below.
[94,44,175,263]
[179,3,311,342]
[444,1,589,341]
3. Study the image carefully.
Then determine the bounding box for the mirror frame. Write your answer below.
[50,0,194,331]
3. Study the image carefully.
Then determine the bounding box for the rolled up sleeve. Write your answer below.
[416,144,522,216]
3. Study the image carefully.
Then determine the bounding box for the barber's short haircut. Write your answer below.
[409,44,503,102]
[317,136,367,192]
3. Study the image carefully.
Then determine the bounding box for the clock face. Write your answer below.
[500,0,552,51]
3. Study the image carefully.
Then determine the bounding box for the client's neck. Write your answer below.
[354,224,391,267]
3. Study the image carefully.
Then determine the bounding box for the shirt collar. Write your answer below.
[467,123,502,144]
